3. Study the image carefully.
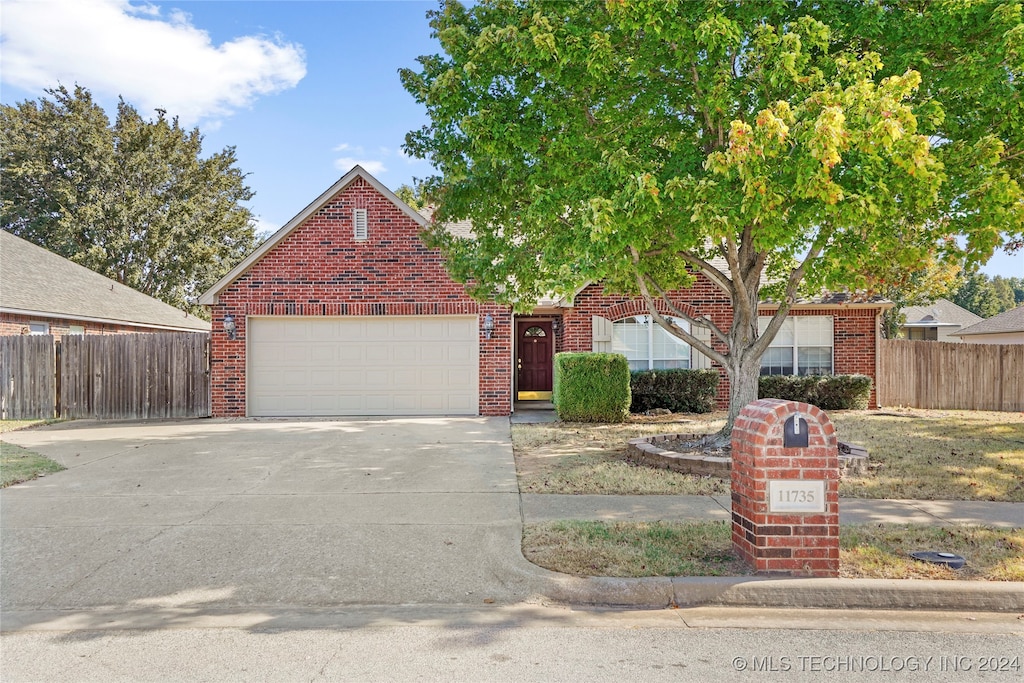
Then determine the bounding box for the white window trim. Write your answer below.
[29,321,50,335]
[353,208,368,240]
[613,315,691,371]
[758,315,834,376]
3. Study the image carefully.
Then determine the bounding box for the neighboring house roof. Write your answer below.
[901,298,982,329]
[0,230,210,332]
[200,165,427,305]
[949,306,1024,337]
[418,205,474,239]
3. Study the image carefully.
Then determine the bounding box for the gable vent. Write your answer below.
[353,209,368,240]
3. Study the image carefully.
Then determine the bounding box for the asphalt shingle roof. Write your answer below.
[0,230,210,332]
[901,298,983,328]
[950,306,1024,337]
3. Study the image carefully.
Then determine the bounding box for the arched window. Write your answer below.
[612,315,691,371]
[524,326,546,337]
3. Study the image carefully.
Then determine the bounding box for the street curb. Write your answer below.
[541,576,1024,613]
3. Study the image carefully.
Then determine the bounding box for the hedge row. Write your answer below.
[629,368,719,414]
[758,374,873,411]
[552,352,872,419]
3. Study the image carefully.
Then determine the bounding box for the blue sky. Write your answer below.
[1,0,1020,279]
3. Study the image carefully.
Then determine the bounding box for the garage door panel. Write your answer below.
[248,316,480,416]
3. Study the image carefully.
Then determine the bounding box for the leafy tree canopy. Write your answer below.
[949,272,1021,318]
[1,85,259,317]
[402,0,1023,430]
[395,178,435,210]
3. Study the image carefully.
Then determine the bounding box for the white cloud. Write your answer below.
[334,157,388,176]
[331,143,387,175]
[0,0,306,124]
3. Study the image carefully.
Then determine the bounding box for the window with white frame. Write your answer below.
[29,321,49,335]
[758,315,833,376]
[612,315,691,371]
[68,325,85,335]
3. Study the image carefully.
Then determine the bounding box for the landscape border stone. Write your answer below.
[626,433,868,477]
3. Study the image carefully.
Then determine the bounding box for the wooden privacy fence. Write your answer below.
[877,339,1024,412]
[0,333,210,420]
[1,335,57,420]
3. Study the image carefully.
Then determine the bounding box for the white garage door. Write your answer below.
[247,316,479,416]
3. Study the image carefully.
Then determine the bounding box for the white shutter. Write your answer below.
[592,315,613,352]
[692,323,713,369]
[353,209,368,240]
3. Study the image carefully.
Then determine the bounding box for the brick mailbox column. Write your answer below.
[731,399,840,577]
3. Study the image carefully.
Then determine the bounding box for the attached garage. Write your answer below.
[247,316,480,416]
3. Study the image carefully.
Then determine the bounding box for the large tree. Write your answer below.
[402,0,1023,436]
[1,86,259,317]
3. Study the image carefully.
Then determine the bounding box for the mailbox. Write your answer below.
[783,414,808,448]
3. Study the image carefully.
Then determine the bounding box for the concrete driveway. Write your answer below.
[1,417,555,629]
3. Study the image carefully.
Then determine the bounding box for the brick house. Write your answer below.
[0,230,210,338]
[200,166,887,417]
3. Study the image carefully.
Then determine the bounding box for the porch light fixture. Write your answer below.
[483,313,495,339]
[223,313,237,340]
[551,318,560,333]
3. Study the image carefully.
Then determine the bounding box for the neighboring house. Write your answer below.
[948,306,1024,344]
[0,230,210,338]
[199,166,888,418]
[899,298,983,342]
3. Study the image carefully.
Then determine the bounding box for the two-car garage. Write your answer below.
[246,316,480,417]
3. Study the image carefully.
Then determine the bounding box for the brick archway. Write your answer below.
[603,299,701,322]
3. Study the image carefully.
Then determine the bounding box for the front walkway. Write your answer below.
[522,494,1023,528]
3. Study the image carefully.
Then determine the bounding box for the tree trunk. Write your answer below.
[723,359,760,439]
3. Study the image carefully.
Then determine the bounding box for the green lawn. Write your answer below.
[1,419,65,487]
[1,440,65,487]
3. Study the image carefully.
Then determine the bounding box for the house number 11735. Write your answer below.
[768,480,826,513]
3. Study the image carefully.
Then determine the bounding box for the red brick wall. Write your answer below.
[731,399,840,577]
[561,282,881,409]
[209,176,512,417]
[0,313,191,339]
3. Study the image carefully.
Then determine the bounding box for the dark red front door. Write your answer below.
[517,320,553,398]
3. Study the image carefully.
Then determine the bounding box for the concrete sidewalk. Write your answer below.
[522,494,1024,528]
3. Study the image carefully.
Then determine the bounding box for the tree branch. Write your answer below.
[630,246,729,367]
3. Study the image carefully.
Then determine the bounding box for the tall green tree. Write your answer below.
[873,255,961,338]
[402,0,1023,436]
[395,178,435,210]
[950,272,1019,317]
[1,86,258,316]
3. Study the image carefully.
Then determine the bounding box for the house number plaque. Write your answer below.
[768,480,826,513]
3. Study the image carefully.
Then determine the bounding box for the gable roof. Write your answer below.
[0,230,210,332]
[949,306,1024,337]
[199,166,427,305]
[901,298,982,329]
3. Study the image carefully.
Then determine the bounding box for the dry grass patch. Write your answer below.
[523,520,751,578]
[832,409,1024,502]
[524,520,1024,580]
[0,419,61,433]
[839,524,1024,581]
[512,413,728,495]
[1,441,65,487]
[513,409,1024,501]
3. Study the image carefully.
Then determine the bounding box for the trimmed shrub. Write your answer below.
[629,368,719,414]
[553,352,631,423]
[758,374,873,410]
